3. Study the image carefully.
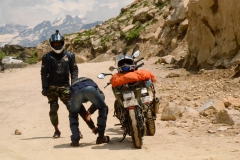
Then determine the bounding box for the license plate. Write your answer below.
[141,96,152,104]
[123,99,138,108]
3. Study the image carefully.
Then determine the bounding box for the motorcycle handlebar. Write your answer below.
[104,82,111,88]
[134,57,144,64]
[135,62,144,69]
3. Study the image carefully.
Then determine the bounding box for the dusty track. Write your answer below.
[0,58,239,160]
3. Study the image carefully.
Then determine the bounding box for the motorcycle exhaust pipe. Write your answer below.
[152,97,160,114]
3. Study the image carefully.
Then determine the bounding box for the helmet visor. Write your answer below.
[50,34,64,42]
[51,41,64,50]
[117,55,134,67]
[120,66,130,72]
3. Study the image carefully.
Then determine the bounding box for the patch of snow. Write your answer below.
[52,17,64,26]
[0,34,18,47]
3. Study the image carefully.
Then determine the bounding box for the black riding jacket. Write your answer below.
[41,50,78,89]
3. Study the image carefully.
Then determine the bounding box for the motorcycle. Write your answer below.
[97,49,159,148]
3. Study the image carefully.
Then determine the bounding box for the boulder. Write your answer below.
[161,102,184,121]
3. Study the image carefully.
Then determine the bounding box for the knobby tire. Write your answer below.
[129,108,143,149]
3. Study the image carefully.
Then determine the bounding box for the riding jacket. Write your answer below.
[41,50,78,89]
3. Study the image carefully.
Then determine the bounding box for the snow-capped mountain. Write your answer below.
[0,24,28,34]
[0,15,102,47]
[0,24,28,47]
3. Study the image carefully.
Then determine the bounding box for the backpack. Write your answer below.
[46,51,73,72]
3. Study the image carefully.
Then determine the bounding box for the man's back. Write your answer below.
[71,77,98,94]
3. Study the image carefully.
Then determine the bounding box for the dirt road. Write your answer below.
[0,58,239,160]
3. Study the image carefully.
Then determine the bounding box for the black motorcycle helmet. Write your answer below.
[117,54,135,73]
[49,30,65,54]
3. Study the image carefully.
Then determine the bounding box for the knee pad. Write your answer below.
[50,101,59,113]
[99,104,108,112]
[97,110,108,127]
[98,105,108,116]
[69,112,79,127]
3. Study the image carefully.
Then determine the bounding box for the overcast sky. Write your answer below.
[0,0,133,27]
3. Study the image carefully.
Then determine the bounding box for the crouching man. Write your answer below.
[69,77,110,146]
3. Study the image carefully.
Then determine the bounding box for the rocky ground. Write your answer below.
[0,57,240,160]
[146,57,240,137]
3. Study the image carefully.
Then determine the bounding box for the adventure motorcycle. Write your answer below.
[97,49,159,148]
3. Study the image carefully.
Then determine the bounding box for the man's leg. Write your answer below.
[58,86,71,111]
[69,90,85,146]
[49,101,61,137]
[84,86,109,143]
[47,86,61,138]
[69,111,80,146]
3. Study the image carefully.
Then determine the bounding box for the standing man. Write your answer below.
[0,57,4,72]
[40,30,79,138]
[69,77,109,146]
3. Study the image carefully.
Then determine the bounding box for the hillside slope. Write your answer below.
[35,0,240,72]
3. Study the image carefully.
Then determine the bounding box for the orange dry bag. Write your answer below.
[110,69,156,88]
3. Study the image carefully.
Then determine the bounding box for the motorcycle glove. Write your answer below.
[42,87,50,96]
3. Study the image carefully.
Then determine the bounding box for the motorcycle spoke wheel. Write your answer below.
[129,109,143,149]
[145,108,156,136]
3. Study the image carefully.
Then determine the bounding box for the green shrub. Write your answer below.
[121,23,144,43]
[0,50,6,58]
[100,36,111,46]
[155,59,162,64]
[143,1,148,7]
[125,27,143,41]
[73,29,95,44]
[28,50,38,64]
[151,18,158,24]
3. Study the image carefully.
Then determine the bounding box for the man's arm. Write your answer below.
[79,104,96,129]
[69,52,78,84]
[40,54,49,89]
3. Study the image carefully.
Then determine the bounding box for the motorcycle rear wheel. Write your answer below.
[129,109,143,149]
[145,108,156,136]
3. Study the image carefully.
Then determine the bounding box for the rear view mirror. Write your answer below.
[132,43,139,54]
[109,66,116,72]
[97,74,105,79]
[133,50,140,58]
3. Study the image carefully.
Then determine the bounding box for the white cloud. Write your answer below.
[0,0,133,26]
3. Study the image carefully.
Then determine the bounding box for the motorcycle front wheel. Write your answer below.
[128,108,143,149]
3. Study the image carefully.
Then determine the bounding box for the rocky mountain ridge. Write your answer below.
[0,24,28,35]
[0,15,102,47]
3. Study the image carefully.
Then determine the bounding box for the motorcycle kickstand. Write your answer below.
[119,132,127,142]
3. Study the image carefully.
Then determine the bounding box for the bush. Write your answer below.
[73,29,95,44]
[121,25,144,43]
[0,50,6,59]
